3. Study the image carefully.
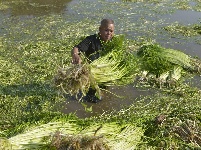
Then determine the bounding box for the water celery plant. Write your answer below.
[137,43,190,75]
[54,37,139,98]
[3,121,143,150]
[137,43,201,88]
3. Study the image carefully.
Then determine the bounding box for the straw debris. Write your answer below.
[49,131,109,150]
[54,64,100,99]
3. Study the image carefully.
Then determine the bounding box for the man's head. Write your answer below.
[99,19,115,42]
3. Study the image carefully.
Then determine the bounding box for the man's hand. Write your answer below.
[71,47,82,64]
[72,53,82,64]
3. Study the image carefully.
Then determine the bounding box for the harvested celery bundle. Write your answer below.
[54,49,139,98]
[137,43,201,88]
[137,43,201,75]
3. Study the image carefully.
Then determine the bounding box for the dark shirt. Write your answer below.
[76,34,102,62]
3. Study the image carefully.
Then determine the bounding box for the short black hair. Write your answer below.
[100,19,114,27]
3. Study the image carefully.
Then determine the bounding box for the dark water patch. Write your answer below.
[62,85,155,118]
[0,0,72,16]
[154,9,201,58]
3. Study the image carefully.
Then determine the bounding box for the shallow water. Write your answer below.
[1,0,201,118]
[161,9,201,57]
[62,84,155,118]
[167,10,201,24]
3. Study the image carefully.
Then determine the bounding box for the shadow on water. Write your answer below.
[1,0,72,16]
[62,84,155,118]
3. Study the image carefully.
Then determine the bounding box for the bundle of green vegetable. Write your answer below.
[54,35,139,98]
[136,43,201,88]
[1,121,143,150]
[90,49,139,86]
[137,43,190,75]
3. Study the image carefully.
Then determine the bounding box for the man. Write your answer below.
[71,19,115,102]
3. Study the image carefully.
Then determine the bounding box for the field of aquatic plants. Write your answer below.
[0,0,201,149]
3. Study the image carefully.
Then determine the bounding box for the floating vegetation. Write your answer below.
[171,0,192,10]
[0,3,9,10]
[164,23,201,37]
[193,0,201,12]
[101,85,201,149]
[1,0,201,150]
[2,83,200,149]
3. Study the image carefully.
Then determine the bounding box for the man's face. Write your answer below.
[99,24,114,42]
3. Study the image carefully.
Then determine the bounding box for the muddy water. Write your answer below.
[1,0,201,118]
[62,85,155,118]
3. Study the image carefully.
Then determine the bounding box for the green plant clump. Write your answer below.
[54,35,139,98]
[164,23,201,37]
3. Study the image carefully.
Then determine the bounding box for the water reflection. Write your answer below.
[1,0,72,16]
